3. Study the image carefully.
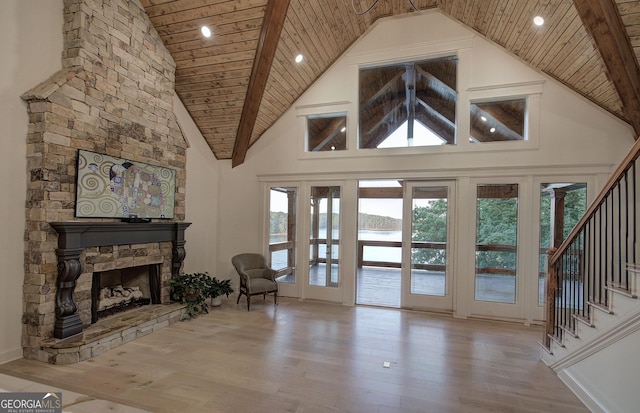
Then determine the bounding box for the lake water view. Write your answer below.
[270,229,402,268]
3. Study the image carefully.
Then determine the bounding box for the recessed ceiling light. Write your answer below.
[331,146,336,150]
[490,127,496,133]
[295,54,304,63]
[481,116,487,122]
[533,16,544,26]
[201,26,212,38]
[340,126,346,133]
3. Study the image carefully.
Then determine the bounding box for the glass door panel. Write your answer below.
[538,183,587,306]
[403,181,454,311]
[410,186,448,296]
[329,189,340,286]
[356,180,403,307]
[309,186,340,288]
[269,187,297,284]
[475,184,518,304]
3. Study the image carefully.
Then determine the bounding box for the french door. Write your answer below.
[467,179,527,320]
[401,181,454,311]
[305,185,342,301]
[267,186,298,297]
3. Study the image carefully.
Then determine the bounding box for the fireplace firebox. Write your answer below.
[91,264,162,323]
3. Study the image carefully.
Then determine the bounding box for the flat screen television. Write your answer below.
[75,149,176,219]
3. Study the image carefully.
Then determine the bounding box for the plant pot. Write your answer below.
[210,295,222,307]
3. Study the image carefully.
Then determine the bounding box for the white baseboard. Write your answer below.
[0,347,23,365]
[558,370,608,413]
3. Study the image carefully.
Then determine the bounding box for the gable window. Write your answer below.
[306,113,347,152]
[358,55,458,149]
[470,98,527,143]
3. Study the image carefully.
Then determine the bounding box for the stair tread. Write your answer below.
[538,340,553,355]
[588,300,614,314]
[547,333,565,348]
[625,263,640,273]
[559,325,579,339]
[573,313,595,327]
[607,284,638,299]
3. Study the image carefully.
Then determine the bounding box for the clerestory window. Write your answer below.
[358,55,458,149]
[469,98,527,143]
[306,113,347,152]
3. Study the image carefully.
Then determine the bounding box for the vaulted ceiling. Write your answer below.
[140,0,640,166]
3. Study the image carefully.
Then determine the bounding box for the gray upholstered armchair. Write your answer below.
[231,253,278,311]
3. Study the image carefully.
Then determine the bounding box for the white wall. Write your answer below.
[174,94,220,277]
[215,11,635,318]
[0,0,64,363]
[562,327,640,412]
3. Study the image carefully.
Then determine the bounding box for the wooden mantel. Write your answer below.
[51,221,191,249]
[50,221,191,339]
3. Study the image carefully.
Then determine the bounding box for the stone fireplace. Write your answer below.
[49,222,189,338]
[20,0,189,364]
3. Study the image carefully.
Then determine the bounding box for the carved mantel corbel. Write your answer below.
[53,247,84,339]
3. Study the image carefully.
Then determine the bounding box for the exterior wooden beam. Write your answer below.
[572,0,640,137]
[232,0,290,167]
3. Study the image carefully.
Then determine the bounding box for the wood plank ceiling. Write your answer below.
[141,0,640,166]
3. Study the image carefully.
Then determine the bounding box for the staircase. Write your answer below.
[540,139,640,412]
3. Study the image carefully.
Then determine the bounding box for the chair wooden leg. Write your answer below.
[236,292,241,304]
[247,295,250,311]
[274,292,278,306]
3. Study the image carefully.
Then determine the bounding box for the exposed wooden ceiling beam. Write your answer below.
[572,0,640,137]
[232,0,290,167]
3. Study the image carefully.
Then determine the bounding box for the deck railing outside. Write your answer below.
[273,238,519,276]
[544,138,640,349]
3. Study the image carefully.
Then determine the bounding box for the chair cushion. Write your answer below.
[250,278,277,294]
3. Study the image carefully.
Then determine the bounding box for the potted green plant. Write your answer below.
[170,272,232,319]
[208,277,234,307]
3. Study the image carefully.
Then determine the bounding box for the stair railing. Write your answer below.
[543,137,640,350]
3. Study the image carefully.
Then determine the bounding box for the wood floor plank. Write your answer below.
[0,298,588,412]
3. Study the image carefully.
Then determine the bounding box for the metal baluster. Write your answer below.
[633,161,638,284]
[607,192,612,303]
[585,220,591,319]
[599,205,604,304]
[617,183,622,286]
[569,242,575,332]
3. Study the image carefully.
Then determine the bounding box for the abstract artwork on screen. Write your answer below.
[75,150,176,219]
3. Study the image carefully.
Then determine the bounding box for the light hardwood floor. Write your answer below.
[0,298,587,413]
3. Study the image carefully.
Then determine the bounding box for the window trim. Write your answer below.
[464,81,543,149]
[305,112,348,153]
[296,102,353,160]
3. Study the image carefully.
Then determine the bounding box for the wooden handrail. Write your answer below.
[549,137,640,265]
